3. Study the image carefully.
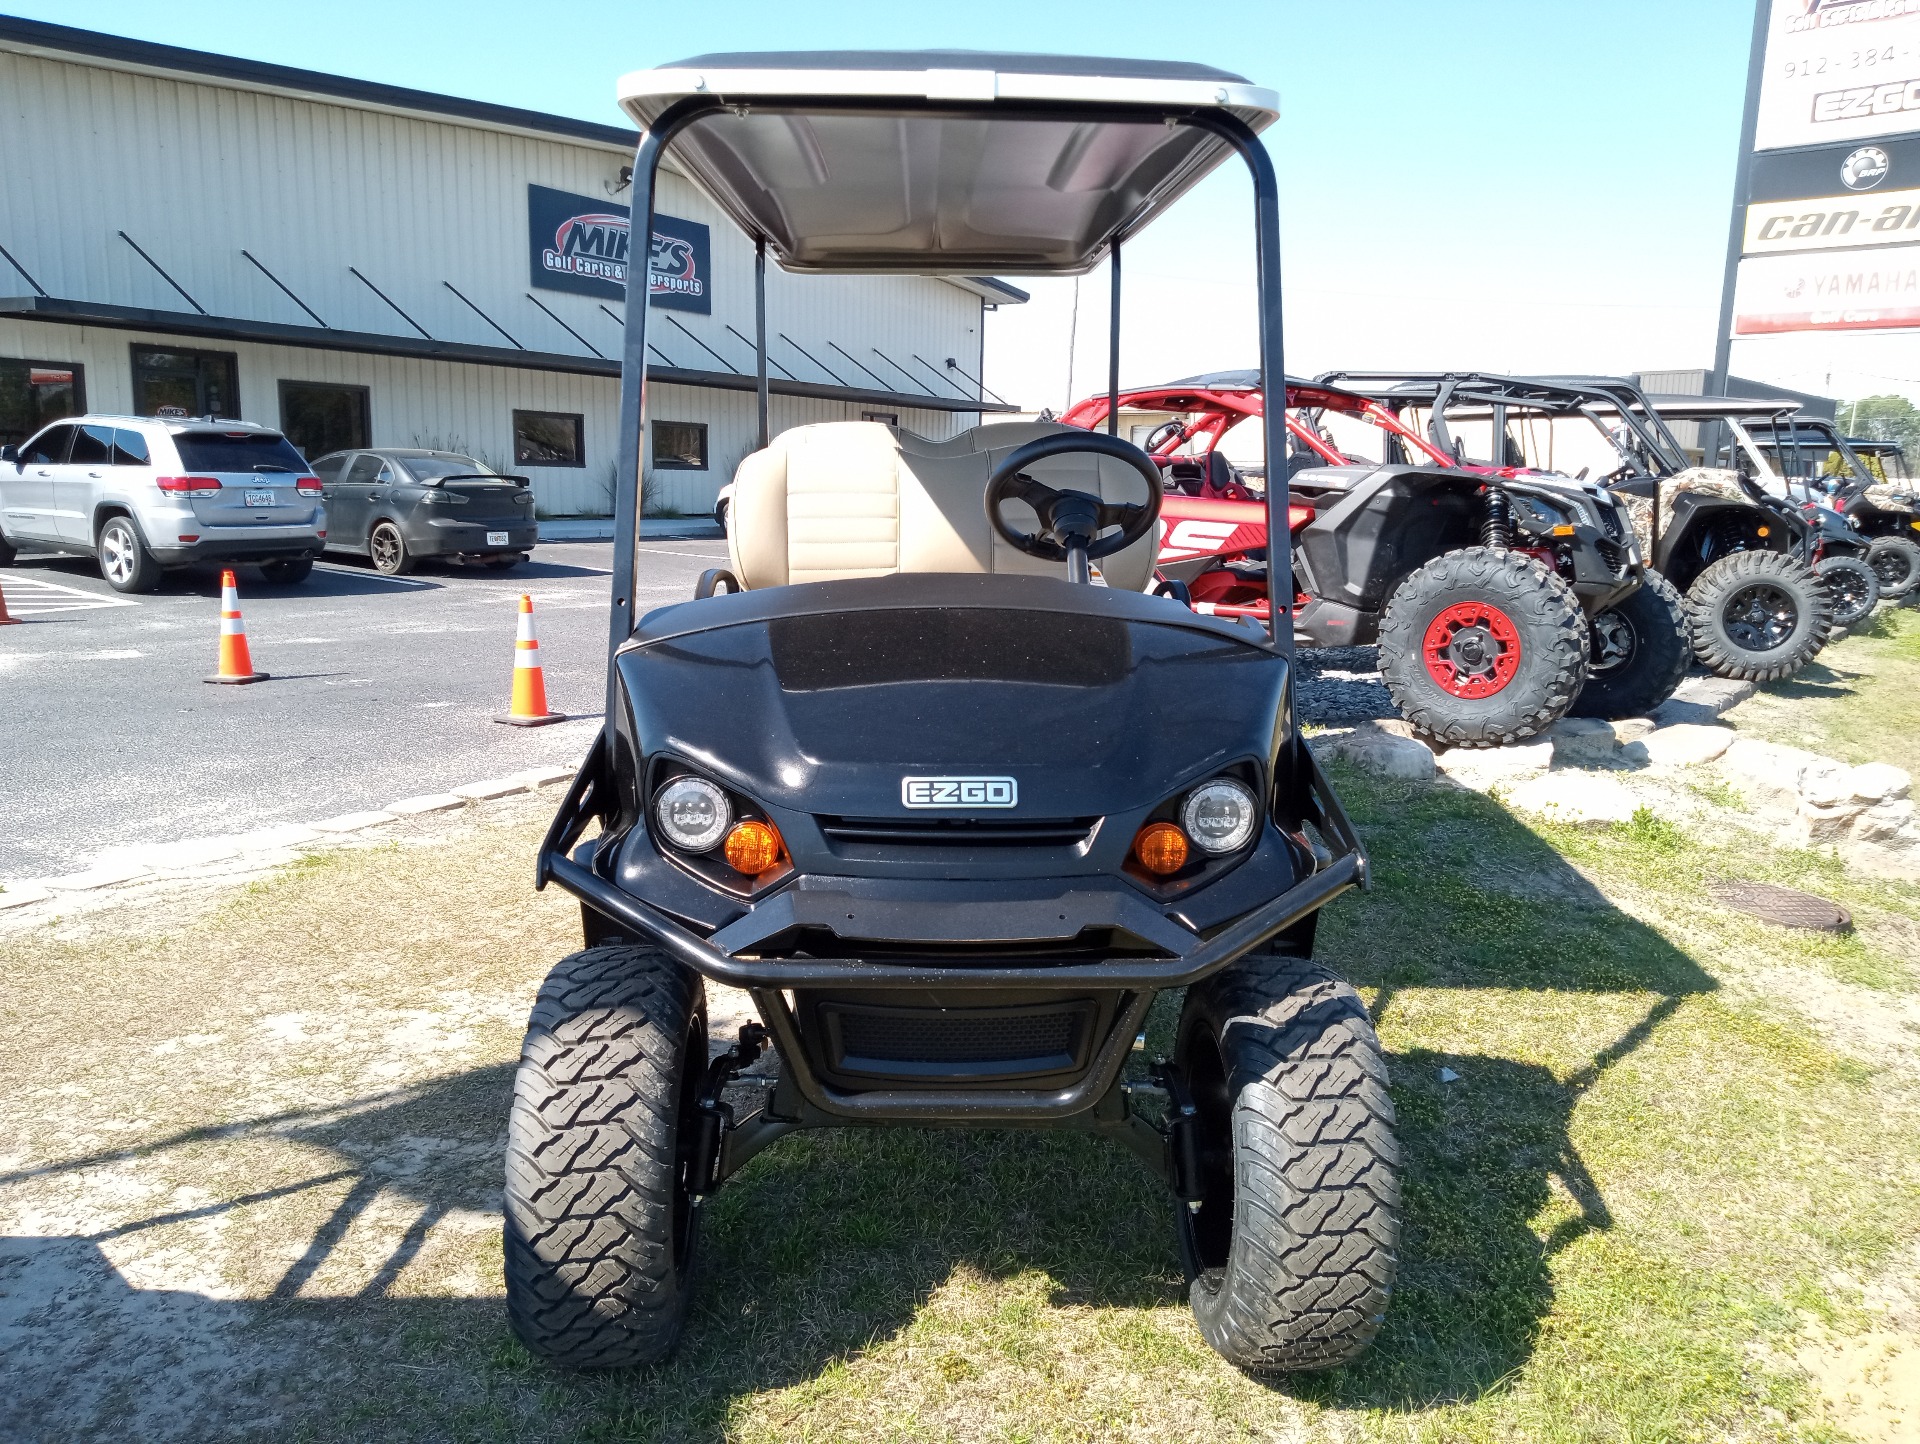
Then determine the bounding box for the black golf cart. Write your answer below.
[508,53,1396,1376]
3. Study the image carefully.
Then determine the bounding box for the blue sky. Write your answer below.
[25,1,1903,405]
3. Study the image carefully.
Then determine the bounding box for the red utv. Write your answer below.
[1062,373,1678,743]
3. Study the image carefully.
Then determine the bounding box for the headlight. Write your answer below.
[654,776,732,852]
[1180,778,1259,854]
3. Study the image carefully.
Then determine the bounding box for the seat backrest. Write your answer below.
[726,420,1158,591]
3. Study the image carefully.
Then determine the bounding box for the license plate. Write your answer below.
[487,531,509,546]
[245,489,276,508]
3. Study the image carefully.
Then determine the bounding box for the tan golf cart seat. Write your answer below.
[724,420,1159,592]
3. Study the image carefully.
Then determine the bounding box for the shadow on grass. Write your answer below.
[2,770,1719,1440]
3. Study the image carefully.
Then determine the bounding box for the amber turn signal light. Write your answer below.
[1132,821,1190,876]
[723,819,785,875]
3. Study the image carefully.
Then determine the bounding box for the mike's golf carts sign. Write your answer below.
[527,184,711,312]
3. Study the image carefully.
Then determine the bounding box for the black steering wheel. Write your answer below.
[984,431,1163,584]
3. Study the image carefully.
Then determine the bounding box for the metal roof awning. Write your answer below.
[0,295,1009,415]
[617,52,1278,275]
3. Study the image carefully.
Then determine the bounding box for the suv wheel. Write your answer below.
[1815,554,1880,628]
[1176,955,1400,1372]
[1568,570,1691,719]
[1686,549,1831,682]
[1377,546,1589,748]
[260,557,314,585]
[1866,535,1920,599]
[504,945,707,1368]
[97,514,163,593]
[368,522,414,576]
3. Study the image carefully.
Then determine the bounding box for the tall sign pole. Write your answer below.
[1710,0,1773,400]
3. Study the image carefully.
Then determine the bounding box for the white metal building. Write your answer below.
[0,18,1024,518]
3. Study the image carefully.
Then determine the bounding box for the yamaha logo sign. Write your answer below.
[901,776,1018,808]
[527,184,711,312]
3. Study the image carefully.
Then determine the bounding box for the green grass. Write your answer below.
[1723,602,1920,775]
[3,774,1919,1442]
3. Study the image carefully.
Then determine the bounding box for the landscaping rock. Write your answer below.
[512,764,577,789]
[1504,772,1644,827]
[1718,738,1825,818]
[1434,740,1553,791]
[1314,724,1436,781]
[0,883,51,911]
[1609,718,1656,744]
[1547,717,1620,766]
[1649,675,1758,727]
[1847,762,1912,805]
[1629,723,1735,769]
[1850,798,1916,846]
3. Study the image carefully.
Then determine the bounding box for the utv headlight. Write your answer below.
[654,776,732,852]
[1180,778,1259,854]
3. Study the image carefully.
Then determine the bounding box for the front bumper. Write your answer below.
[536,731,1366,1121]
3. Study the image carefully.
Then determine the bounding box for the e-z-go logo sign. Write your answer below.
[527,184,711,312]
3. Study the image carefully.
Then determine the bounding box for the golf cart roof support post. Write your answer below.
[608,96,726,707]
[755,237,770,449]
[1107,237,1121,437]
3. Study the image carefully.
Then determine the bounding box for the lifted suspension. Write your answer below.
[1481,485,1513,549]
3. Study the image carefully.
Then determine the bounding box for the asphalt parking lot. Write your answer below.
[0,537,725,879]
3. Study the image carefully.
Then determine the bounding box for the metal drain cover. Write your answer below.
[1709,881,1853,933]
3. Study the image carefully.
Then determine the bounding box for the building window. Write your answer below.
[0,360,84,446]
[132,345,239,419]
[861,410,899,426]
[279,381,370,461]
[513,409,584,467]
[651,420,708,470]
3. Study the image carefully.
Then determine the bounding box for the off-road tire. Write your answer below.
[0,524,15,566]
[96,514,163,593]
[1176,956,1400,1373]
[504,945,707,1369]
[1687,550,1832,682]
[1866,535,1920,599]
[1816,554,1880,628]
[368,521,415,576]
[1377,547,1588,748]
[1568,570,1691,719]
[259,556,314,585]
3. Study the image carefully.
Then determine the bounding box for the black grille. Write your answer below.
[819,816,1097,848]
[1598,500,1628,541]
[825,1001,1094,1079]
[1596,538,1629,577]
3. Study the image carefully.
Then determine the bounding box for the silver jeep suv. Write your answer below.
[0,415,326,591]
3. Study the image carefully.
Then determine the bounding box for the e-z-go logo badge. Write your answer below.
[901,776,1018,808]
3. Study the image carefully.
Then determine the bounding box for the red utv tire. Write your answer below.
[1568,571,1691,720]
[1377,547,1589,748]
[1686,550,1831,683]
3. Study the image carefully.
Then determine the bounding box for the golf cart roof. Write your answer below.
[616,51,1278,275]
[1637,394,1802,423]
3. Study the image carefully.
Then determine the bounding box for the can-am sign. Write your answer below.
[527,184,710,312]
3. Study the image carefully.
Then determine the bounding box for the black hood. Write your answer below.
[615,574,1290,822]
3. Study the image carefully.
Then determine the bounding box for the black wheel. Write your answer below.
[1867,535,1920,599]
[1816,554,1880,628]
[368,521,414,576]
[1568,570,1692,719]
[1175,955,1400,1373]
[259,556,314,585]
[504,945,708,1368]
[96,514,163,593]
[714,499,729,533]
[1686,549,1831,682]
[1377,546,1589,748]
[0,523,15,566]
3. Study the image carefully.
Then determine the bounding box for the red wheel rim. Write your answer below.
[1422,601,1522,698]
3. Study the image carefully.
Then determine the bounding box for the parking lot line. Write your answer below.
[0,577,139,616]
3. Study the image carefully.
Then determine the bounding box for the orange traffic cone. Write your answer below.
[204,569,268,684]
[0,581,18,626]
[495,593,565,726]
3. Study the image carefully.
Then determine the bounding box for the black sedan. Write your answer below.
[310,449,539,574]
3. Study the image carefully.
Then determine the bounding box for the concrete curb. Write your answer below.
[0,762,579,915]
